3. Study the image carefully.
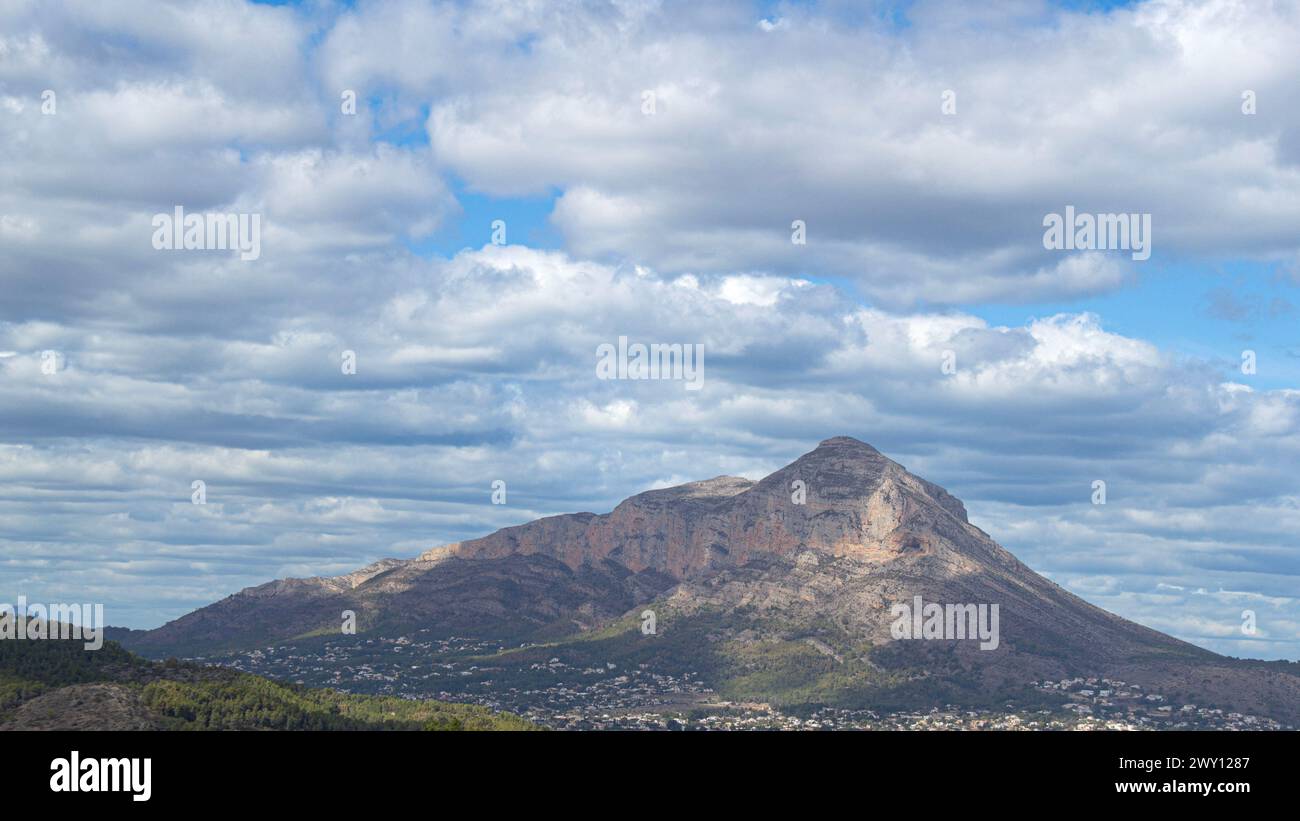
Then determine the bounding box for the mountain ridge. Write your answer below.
[432,436,978,578]
[117,436,1300,723]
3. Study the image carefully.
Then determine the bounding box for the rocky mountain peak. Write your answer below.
[120,438,1300,728]
[747,436,968,525]
[815,435,883,452]
[438,437,973,576]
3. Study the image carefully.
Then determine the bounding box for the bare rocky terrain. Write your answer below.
[118,437,1300,724]
[1,683,158,731]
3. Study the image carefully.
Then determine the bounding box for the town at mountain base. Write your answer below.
[117,437,1300,729]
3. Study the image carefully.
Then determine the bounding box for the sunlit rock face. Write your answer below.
[121,438,1300,726]
[449,437,981,578]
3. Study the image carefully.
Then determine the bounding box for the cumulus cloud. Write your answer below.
[0,0,1296,659]
[312,0,1300,305]
[2,244,1297,652]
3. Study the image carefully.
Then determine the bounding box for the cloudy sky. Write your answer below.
[2,0,1298,659]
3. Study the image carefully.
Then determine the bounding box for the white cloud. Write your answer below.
[307,0,1300,305]
[0,0,1297,660]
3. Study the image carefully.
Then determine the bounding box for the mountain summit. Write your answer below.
[438,435,971,578]
[121,438,1300,722]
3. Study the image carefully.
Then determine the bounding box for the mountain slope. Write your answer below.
[119,436,1300,722]
[0,632,534,731]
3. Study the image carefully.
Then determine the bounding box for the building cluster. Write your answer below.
[198,635,1289,731]
[1032,677,1289,730]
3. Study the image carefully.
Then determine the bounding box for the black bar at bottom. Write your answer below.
[9,729,1288,809]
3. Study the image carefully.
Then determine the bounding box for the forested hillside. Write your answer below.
[0,629,533,731]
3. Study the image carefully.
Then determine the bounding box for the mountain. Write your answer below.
[0,628,534,731]
[119,437,1300,724]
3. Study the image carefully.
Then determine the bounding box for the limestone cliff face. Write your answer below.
[440,437,985,578]
[122,436,1300,725]
[135,436,1008,654]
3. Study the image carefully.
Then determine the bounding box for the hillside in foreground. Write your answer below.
[0,630,534,731]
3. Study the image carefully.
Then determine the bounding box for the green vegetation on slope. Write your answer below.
[0,631,533,731]
[140,676,534,731]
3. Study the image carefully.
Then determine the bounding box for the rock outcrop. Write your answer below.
[443,437,980,576]
[117,437,1300,722]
